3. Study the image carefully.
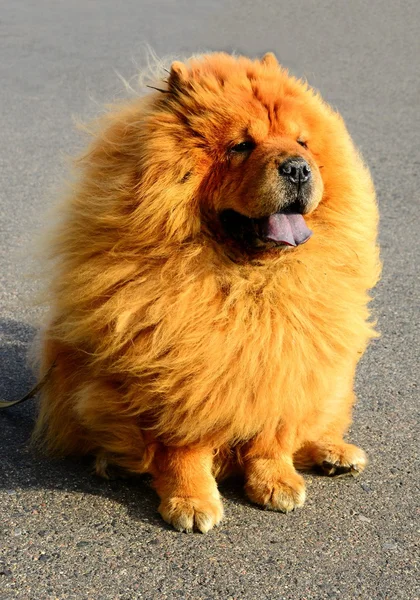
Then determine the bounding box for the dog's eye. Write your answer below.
[297,139,308,149]
[230,141,255,153]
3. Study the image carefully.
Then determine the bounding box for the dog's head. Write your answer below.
[83,53,355,258]
[163,53,326,251]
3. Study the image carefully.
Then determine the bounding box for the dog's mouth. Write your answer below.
[220,209,313,249]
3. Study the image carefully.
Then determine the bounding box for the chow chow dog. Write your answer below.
[34,52,380,532]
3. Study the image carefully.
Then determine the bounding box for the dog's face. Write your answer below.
[163,53,329,251]
[211,130,324,250]
[121,53,349,254]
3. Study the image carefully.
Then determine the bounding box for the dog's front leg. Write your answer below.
[243,429,306,512]
[152,445,223,533]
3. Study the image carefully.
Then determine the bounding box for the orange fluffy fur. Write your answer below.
[34,53,380,532]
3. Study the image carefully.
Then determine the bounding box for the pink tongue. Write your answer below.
[261,213,313,246]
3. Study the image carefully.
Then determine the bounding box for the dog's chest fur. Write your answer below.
[116,244,374,444]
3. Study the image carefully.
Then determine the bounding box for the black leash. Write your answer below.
[0,362,55,409]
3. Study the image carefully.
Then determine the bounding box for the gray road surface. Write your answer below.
[1,1,419,599]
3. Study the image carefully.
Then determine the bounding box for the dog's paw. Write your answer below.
[94,453,129,480]
[159,495,224,533]
[94,453,112,479]
[245,464,306,512]
[317,443,367,477]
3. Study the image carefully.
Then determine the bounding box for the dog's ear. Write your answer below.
[261,52,279,68]
[168,61,189,91]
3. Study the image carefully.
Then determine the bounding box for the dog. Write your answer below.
[34,52,381,532]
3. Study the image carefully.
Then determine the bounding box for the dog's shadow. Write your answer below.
[0,318,248,529]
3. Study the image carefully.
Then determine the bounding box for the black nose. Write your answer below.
[279,157,311,185]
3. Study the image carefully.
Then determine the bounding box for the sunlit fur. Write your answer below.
[34,53,381,531]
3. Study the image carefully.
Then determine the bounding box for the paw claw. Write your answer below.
[267,484,306,512]
[246,470,306,513]
[318,444,367,477]
[321,463,335,476]
[159,496,223,533]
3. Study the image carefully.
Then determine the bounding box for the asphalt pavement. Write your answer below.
[1,1,419,599]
